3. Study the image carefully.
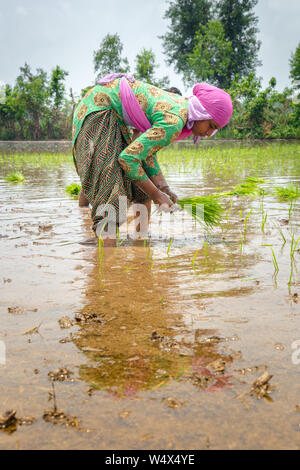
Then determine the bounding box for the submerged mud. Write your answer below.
[0,143,299,449]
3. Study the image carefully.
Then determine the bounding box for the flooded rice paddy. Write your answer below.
[0,142,299,449]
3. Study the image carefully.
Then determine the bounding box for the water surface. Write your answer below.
[0,142,299,449]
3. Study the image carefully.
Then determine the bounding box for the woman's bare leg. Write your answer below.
[135,199,151,234]
[79,188,89,207]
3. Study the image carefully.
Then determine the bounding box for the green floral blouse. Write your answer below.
[72,79,188,182]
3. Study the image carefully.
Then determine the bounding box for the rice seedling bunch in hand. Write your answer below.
[178,195,224,228]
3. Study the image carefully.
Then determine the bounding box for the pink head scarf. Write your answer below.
[192,83,233,128]
[176,83,233,142]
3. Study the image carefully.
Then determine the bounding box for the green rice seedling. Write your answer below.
[192,249,200,269]
[65,183,81,197]
[261,212,268,233]
[203,240,208,257]
[225,198,233,222]
[5,172,25,183]
[288,234,300,288]
[243,208,253,240]
[167,238,173,256]
[240,231,244,254]
[270,248,279,276]
[274,184,300,201]
[274,224,286,246]
[289,200,295,219]
[178,196,224,228]
[98,236,104,263]
[98,222,108,263]
[291,234,300,260]
[116,226,120,248]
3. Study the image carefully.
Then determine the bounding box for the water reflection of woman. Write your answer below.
[72,74,233,243]
[73,246,233,397]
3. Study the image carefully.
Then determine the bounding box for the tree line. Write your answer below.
[0,0,299,140]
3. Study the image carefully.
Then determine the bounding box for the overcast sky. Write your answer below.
[0,0,299,97]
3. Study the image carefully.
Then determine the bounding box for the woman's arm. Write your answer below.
[118,111,184,186]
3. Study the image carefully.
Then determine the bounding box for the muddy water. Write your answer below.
[0,143,299,450]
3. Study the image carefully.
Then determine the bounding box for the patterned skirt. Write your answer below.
[74,110,149,233]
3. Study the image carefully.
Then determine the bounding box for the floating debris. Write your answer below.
[74,312,105,325]
[162,397,184,409]
[250,372,274,399]
[0,410,17,429]
[23,323,42,335]
[58,316,73,329]
[8,307,27,315]
[48,368,74,382]
[43,409,80,428]
[18,416,36,426]
[59,336,73,344]
[0,410,34,430]
[119,410,131,419]
[197,335,224,345]
[207,359,226,374]
[292,293,299,304]
[38,223,53,232]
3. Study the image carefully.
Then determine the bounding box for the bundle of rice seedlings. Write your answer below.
[5,172,25,183]
[227,182,261,197]
[274,184,300,201]
[178,196,224,228]
[242,177,265,185]
[65,183,81,197]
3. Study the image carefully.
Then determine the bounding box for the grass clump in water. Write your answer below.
[178,196,224,228]
[65,183,81,197]
[5,172,25,183]
[274,184,300,201]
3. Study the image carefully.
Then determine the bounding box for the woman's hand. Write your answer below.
[161,186,178,204]
[152,190,174,212]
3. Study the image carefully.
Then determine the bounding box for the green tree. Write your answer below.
[135,48,170,88]
[160,0,212,75]
[15,63,50,139]
[186,20,232,88]
[290,43,300,86]
[93,33,130,80]
[0,63,72,140]
[289,43,300,125]
[49,65,69,109]
[216,0,261,84]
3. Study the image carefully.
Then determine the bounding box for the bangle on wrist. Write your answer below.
[159,185,170,192]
